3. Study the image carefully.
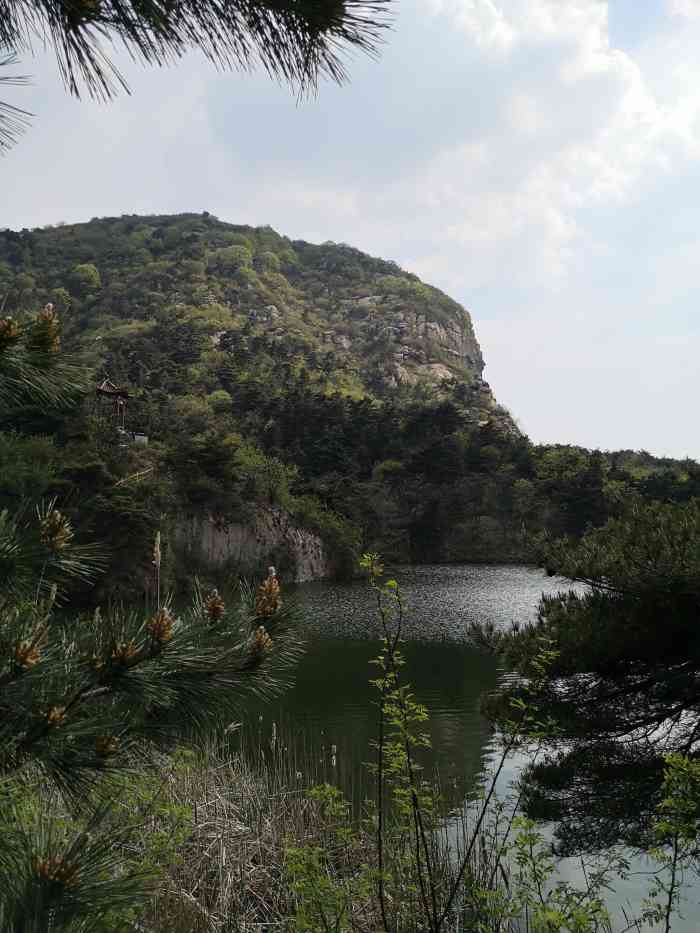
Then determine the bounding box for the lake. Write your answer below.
[243,563,698,932]
[254,564,567,801]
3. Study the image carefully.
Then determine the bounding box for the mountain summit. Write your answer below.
[0,213,512,430]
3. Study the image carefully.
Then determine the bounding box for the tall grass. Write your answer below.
[109,728,526,933]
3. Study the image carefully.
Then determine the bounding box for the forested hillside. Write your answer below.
[1,213,698,599]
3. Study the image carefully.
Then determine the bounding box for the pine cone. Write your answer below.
[111,641,140,667]
[204,588,225,622]
[96,734,120,758]
[33,855,79,887]
[255,569,281,617]
[46,706,66,727]
[39,508,74,553]
[148,607,174,644]
[13,640,40,670]
[0,317,21,349]
[250,625,273,659]
[27,304,61,353]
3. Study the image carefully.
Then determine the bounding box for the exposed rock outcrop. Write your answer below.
[175,507,332,582]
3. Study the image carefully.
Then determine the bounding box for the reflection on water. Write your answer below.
[250,564,574,805]
[258,638,499,806]
[242,564,698,931]
[293,563,574,642]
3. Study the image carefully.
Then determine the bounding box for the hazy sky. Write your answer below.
[3,0,700,458]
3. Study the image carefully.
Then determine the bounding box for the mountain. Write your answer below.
[1,213,697,600]
[0,212,512,430]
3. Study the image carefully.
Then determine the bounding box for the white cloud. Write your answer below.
[379,0,700,305]
[506,92,546,135]
[427,0,516,49]
[669,0,700,20]
[5,0,700,456]
[432,0,609,48]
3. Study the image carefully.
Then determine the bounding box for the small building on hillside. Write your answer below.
[95,378,148,445]
[96,378,130,427]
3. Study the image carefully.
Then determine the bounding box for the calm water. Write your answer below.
[244,564,698,931]
[253,564,571,800]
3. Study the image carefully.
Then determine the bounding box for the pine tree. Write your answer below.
[0,305,304,929]
[475,500,700,855]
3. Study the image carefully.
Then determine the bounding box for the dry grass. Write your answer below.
[131,735,369,932]
[117,729,525,933]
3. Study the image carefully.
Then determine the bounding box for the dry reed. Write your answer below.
[110,725,528,933]
[128,733,370,932]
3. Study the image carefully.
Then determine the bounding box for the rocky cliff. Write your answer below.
[333,292,483,379]
[175,508,333,583]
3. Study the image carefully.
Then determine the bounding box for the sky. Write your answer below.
[3,0,700,459]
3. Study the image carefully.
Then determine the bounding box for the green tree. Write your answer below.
[69,262,101,297]
[207,387,233,413]
[258,249,282,273]
[208,244,253,275]
[477,499,700,855]
[0,431,56,509]
[0,306,304,929]
[50,286,72,313]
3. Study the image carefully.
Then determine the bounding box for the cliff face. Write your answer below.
[315,291,512,429]
[175,508,333,583]
[329,293,482,382]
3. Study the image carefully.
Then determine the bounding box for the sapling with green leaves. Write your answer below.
[362,552,442,932]
[639,753,700,933]
[286,554,622,933]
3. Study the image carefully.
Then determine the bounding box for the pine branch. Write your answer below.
[0,0,393,105]
[0,575,305,927]
[0,52,31,153]
[0,307,88,412]
[0,790,154,932]
[0,501,105,604]
[0,581,305,800]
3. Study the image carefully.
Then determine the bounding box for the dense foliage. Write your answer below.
[476,500,700,856]
[0,304,306,930]
[1,213,698,600]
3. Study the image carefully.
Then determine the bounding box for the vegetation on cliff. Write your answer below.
[1,214,698,598]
